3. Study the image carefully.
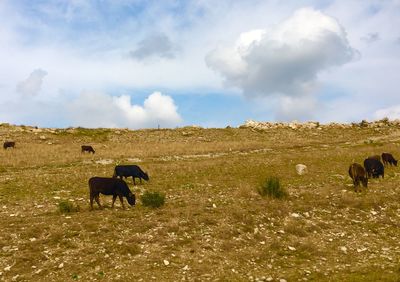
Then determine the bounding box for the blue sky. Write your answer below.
[0,0,400,128]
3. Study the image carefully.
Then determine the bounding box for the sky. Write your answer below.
[0,0,400,129]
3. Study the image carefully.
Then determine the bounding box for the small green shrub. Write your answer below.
[258,177,287,199]
[58,200,80,213]
[141,191,165,208]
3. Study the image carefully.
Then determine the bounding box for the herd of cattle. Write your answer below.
[86,145,150,209]
[3,140,399,207]
[349,153,397,192]
[4,142,149,209]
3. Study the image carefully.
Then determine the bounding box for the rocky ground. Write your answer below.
[0,121,399,281]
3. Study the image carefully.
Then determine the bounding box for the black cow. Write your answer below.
[348,163,368,192]
[113,165,149,185]
[381,153,397,166]
[3,141,15,149]
[81,145,95,154]
[88,177,135,210]
[364,158,384,179]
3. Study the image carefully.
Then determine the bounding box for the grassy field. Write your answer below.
[0,123,399,281]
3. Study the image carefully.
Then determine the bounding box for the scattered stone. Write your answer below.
[340,246,347,253]
[58,263,64,269]
[95,159,114,165]
[183,265,189,271]
[357,247,367,253]
[288,246,296,251]
[39,135,47,140]
[291,213,301,218]
[163,260,170,266]
[296,164,308,175]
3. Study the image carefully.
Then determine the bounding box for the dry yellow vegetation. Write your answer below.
[0,123,399,281]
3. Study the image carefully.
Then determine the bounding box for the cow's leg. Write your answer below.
[95,195,102,209]
[140,178,142,184]
[133,177,136,186]
[119,195,125,209]
[112,195,117,208]
[90,193,95,210]
[354,180,359,192]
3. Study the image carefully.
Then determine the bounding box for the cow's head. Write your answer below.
[361,176,368,188]
[127,192,136,206]
[143,172,149,181]
[394,159,398,166]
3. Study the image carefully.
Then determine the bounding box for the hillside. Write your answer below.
[0,121,399,281]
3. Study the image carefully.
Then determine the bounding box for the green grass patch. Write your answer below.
[58,200,80,213]
[141,191,165,208]
[257,176,288,199]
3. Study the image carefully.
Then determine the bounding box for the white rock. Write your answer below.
[340,246,347,253]
[39,135,47,140]
[266,278,273,282]
[58,263,64,269]
[30,238,37,242]
[163,260,170,266]
[280,279,287,282]
[296,164,308,175]
[4,265,11,271]
[212,203,217,208]
[291,213,300,218]
[357,247,367,253]
[288,246,296,251]
[183,265,189,271]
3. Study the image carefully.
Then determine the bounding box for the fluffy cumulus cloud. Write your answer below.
[16,69,48,96]
[374,105,400,120]
[67,91,182,129]
[206,8,358,98]
[129,33,177,61]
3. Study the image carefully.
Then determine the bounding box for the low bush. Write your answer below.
[141,191,165,208]
[258,176,287,199]
[58,200,80,213]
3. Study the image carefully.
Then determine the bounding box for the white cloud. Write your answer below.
[275,95,319,121]
[16,69,48,96]
[206,8,358,98]
[67,91,182,129]
[374,105,400,120]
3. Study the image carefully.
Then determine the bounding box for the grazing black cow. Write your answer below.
[381,153,397,166]
[3,141,15,149]
[81,145,95,154]
[348,163,368,192]
[88,177,135,210]
[113,165,149,185]
[364,158,384,179]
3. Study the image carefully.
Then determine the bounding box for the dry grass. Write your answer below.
[0,125,400,281]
